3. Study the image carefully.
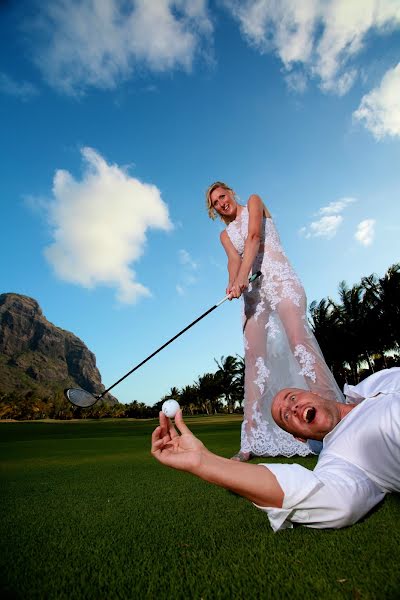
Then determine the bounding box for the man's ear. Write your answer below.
[294,436,307,443]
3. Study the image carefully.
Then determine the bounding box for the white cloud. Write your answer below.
[23,194,48,214]
[285,70,308,94]
[0,72,38,99]
[28,0,212,94]
[176,248,198,294]
[224,0,316,63]
[223,0,400,95]
[44,147,172,303]
[353,63,400,139]
[178,248,198,270]
[300,196,356,239]
[354,219,375,246]
[319,197,356,215]
[302,215,343,239]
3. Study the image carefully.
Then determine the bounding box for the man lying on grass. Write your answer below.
[151,368,400,531]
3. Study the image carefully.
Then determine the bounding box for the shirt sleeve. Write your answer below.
[253,463,323,532]
[254,459,386,532]
[344,367,400,401]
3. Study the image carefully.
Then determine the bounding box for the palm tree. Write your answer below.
[179,385,199,415]
[381,263,400,349]
[361,273,388,367]
[0,392,22,419]
[362,263,400,355]
[106,403,126,418]
[309,298,343,373]
[232,355,245,411]
[165,386,181,401]
[336,281,372,382]
[195,372,223,414]
[214,355,242,413]
[309,264,400,384]
[309,298,340,370]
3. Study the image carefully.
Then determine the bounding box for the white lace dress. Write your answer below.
[226,206,344,457]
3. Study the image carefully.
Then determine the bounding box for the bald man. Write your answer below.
[151,368,400,530]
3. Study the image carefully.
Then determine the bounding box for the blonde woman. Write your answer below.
[206,182,344,460]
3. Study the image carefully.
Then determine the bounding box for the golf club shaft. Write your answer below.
[99,271,261,398]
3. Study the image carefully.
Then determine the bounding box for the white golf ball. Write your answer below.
[162,399,180,418]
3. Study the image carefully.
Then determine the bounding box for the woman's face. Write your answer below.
[209,186,237,221]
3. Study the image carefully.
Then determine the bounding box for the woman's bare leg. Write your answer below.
[276,295,344,402]
[232,295,269,460]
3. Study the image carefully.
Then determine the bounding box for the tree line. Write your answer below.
[309,262,400,387]
[1,263,398,420]
[0,355,244,420]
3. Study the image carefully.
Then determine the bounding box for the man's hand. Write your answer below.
[151,410,207,473]
[151,410,284,508]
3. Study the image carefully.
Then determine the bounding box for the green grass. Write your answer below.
[1,417,399,599]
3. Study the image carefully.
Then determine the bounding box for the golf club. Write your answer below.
[65,271,262,408]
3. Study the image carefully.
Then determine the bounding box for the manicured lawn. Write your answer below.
[1,417,399,599]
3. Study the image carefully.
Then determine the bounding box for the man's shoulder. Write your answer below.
[344,367,400,401]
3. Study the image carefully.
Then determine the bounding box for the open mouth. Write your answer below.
[303,407,316,423]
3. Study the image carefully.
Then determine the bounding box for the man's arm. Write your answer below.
[151,411,284,508]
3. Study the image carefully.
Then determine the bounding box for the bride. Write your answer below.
[206,181,344,460]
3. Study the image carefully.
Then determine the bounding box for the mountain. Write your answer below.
[0,292,117,405]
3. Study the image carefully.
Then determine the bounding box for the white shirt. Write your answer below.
[256,368,400,531]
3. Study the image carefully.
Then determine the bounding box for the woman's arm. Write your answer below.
[232,194,266,296]
[220,230,242,294]
[151,411,284,508]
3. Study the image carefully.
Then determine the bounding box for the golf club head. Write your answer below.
[64,388,100,408]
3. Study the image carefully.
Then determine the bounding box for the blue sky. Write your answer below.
[1,0,399,405]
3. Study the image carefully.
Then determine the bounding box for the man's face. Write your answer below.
[271,388,342,441]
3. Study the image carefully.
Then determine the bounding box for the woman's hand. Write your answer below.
[151,410,207,473]
[230,274,249,299]
[226,280,234,296]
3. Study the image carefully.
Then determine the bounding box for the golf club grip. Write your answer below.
[249,271,261,283]
[100,270,262,397]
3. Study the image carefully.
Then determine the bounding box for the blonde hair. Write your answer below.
[205,181,235,221]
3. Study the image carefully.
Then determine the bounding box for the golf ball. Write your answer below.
[162,399,180,418]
